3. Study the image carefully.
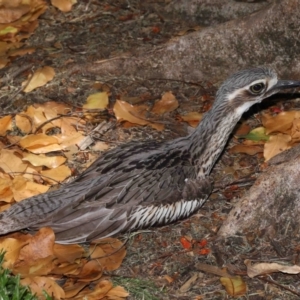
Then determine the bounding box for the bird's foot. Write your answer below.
[182,177,213,201]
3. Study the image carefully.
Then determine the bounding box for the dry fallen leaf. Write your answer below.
[15,114,32,133]
[54,243,85,263]
[0,175,14,203]
[245,259,300,278]
[23,66,55,92]
[22,153,66,168]
[262,111,300,135]
[0,149,28,173]
[90,238,126,271]
[181,112,203,127]
[220,276,247,297]
[113,100,164,131]
[20,133,62,153]
[11,176,49,202]
[229,145,263,156]
[152,91,178,115]
[263,133,291,161]
[51,0,77,12]
[21,276,65,299]
[0,115,12,136]
[290,118,300,142]
[0,237,26,268]
[40,165,71,184]
[83,92,109,110]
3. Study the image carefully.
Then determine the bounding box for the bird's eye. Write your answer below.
[249,83,265,94]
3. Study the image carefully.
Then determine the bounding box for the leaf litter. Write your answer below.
[0,2,300,298]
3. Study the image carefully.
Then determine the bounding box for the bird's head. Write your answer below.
[215,67,300,116]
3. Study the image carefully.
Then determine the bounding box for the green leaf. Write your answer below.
[241,127,269,141]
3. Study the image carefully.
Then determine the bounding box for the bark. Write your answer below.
[72,0,300,84]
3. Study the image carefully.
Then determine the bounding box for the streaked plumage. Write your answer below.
[0,67,299,244]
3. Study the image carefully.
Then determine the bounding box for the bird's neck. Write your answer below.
[188,103,241,177]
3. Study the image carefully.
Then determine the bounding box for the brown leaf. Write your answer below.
[113,100,149,126]
[40,165,71,184]
[113,100,164,131]
[234,123,251,136]
[263,134,291,161]
[63,280,88,298]
[105,285,129,299]
[15,228,55,269]
[53,243,85,263]
[20,133,61,153]
[0,149,28,173]
[245,260,300,278]
[23,66,55,93]
[0,5,31,24]
[12,175,49,202]
[0,238,26,269]
[0,176,13,203]
[90,238,126,271]
[51,262,81,276]
[181,112,203,127]
[22,153,66,168]
[74,259,103,282]
[152,91,178,115]
[229,145,263,155]
[21,276,65,299]
[15,114,32,133]
[75,280,113,299]
[14,255,55,276]
[0,115,12,136]
[51,0,77,12]
[290,118,300,142]
[262,111,300,134]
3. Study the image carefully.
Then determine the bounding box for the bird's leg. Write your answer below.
[182,177,213,201]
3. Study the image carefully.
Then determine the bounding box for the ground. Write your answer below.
[1,0,300,299]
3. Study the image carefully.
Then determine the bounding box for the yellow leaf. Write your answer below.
[0,238,25,269]
[22,153,66,168]
[0,176,13,203]
[15,114,32,133]
[23,66,55,92]
[0,115,12,136]
[12,176,49,202]
[220,276,247,297]
[40,165,71,184]
[83,92,109,110]
[0,149,28,173]
[20,133,62,153]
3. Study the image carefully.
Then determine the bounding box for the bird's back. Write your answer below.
[0,137,198,243]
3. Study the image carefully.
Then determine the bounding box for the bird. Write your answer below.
[0,67,299,244]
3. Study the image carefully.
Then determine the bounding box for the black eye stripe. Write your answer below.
[249,82,265,94]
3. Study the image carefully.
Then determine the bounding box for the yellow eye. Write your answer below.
[250,83,265,94]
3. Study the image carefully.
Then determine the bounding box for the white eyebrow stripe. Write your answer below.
[227,78,275,102]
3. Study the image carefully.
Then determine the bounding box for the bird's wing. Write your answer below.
[0,138,204,243]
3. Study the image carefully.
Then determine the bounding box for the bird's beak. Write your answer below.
[266,79,300,98]
[272,80,300,91]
